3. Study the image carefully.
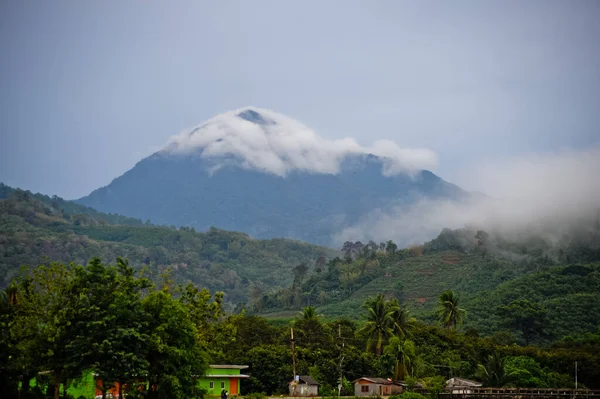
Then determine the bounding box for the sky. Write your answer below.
[1,1,599,200]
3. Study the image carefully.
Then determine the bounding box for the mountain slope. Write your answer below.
[0,184,334,306]
[257,225,600,343]
[78,107,469,246]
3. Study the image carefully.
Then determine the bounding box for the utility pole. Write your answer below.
[291,327,297,396]
[575,361,578,390]
[338,324,345,397]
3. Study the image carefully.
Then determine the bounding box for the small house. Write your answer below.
[197,364,250,396]
[354,377,404,397]
[445,377,482,394]
[289,375,319,396]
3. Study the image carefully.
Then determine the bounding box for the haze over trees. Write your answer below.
[1,183,600,397]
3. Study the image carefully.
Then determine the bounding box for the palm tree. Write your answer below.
[384,336,415,380]
[299,305,320,320]
[359,294,394,355]
[436,290,466,329]
[389,298,412,338]
[476,352,509,387]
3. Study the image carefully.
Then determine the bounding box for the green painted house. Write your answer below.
[28,365,249,398]
[197,364,249,396]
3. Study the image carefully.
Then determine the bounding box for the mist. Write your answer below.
[162,106,437,177]
[333,147,600,248]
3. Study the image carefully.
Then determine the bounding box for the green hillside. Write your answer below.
[316,250,519,319]
[0,183,335,307]
[257,226,600,343]
[468,263,600,341]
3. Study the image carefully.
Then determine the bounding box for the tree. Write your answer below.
[504,356,547,388]
[383,337,415,380]
[436,290,466,329]
[299,306,320,320]
[292,263,309,286]
[0,286,20,398]
[476,352,509,387]
[11,263,79,399]
[386,240,398,255]
[497,300,548,345]
[389,299,412,338]
[67,258,151,399]
[360,294,394,355]
[143,290,207,399]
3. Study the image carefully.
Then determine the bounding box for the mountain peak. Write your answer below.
[236,108,275,125]
[161,107,437,178]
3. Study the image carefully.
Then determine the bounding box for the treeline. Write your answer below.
[2,259,600,399]
[0,258,214,399]
[252,240,412,311]
[0,185,332,306]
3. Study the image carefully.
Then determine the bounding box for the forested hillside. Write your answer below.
[257,225,600,344]
[2,182,599,344]
[0,183,333,307]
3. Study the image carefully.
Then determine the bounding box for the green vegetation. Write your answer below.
[1,259,210,399]
[257,226,600,345]
[2,183,600,397]
[0,183,334,307]
[2,261,599,399]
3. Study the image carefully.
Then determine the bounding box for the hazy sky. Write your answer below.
[1,1,599,199]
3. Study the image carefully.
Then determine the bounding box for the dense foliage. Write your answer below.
[0,259,210,399]
[2,260,599,399]
[0,184,333,308]
[257,226,600,345]
[2,183,600,398]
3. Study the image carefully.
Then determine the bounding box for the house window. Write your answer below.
[221,381,225,389]
[210,382,214,389]
[361,386,369,393]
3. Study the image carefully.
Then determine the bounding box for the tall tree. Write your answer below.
[497,300,548,345]
[143,290,207,399]
[299,306,320,320]
[436,290,466,329]
[67,258,151,399]
[389,299,412,339]
[360,294,394,355]
[386,240,398,255]
[383,337,416,380]
[15,263,81,399]
[476,352,510,387]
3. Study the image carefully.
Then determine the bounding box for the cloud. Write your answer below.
[162,106,437,176]
[333,147,600,247]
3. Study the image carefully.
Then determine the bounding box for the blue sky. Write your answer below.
[1,1,599,199]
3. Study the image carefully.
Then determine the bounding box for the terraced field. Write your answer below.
[315,250,527,320]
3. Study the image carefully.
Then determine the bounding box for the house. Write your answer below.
[354,377,404,397]
[289,375,319,396]
[445,377,482,394]
[197,364,250,396]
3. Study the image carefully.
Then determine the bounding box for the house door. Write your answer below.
[230,378,238,395]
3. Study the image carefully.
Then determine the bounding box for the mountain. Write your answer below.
[0,183,333,306]
[77,107,469,246]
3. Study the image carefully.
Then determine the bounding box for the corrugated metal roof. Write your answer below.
[298,376,319,385]
[353,377,403,385]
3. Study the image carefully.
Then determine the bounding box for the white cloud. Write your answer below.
[333,147,600,247]
[162,106,437,176]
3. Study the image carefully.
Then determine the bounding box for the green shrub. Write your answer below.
[398,392,427,399]
[242,392,267,399]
